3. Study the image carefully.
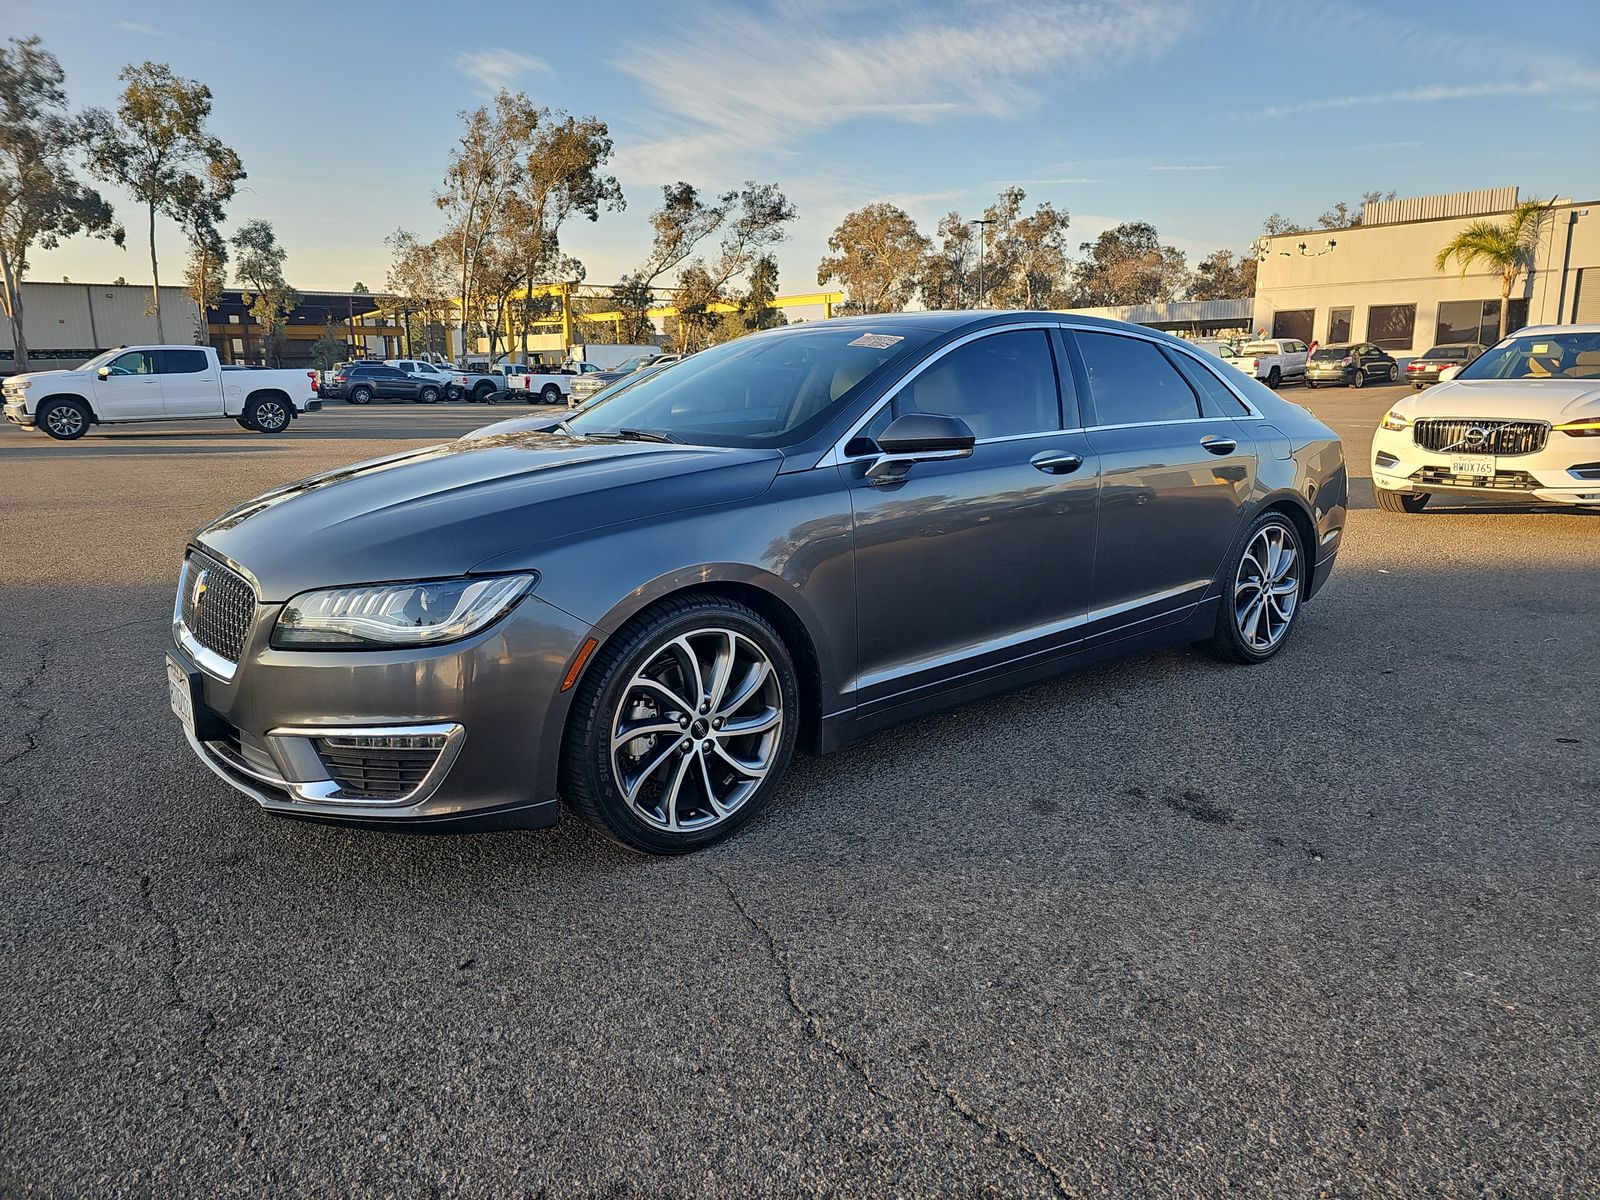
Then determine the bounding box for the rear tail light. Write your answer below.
[1340,357,1352,366]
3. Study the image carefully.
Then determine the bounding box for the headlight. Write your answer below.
[1379,410,1411,431]
[272,574,536,648]
[1554,418,1600,437]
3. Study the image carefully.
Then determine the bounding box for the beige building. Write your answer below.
[1,282,201,371]
[1252,187,1598,361]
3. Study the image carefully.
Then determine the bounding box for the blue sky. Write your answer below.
[16,0,1600,307]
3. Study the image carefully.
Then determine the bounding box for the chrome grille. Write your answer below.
[180,551,256,664]
[1413,466,1538,491]
[1413,419,1548,456]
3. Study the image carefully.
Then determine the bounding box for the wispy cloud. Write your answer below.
[451,49,548,96]
[1147,164,1222,172]
[609,0,1194,183]
[1260,81,1556,119]
[113,18,232,50]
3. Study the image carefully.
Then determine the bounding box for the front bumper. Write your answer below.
[4,397,33,427]
[1371,427,1600,506]
[168,561,597,828]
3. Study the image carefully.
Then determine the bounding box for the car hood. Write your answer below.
[5,368,89,388]
[194,432,783,600]
[1397,378,1600,421]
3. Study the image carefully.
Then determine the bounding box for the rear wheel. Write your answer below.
[1352,369,1366,389]
[1267,366,1281,389]
[39,398,91,441]
[1202,512,1306,665]
[541,384,562,405]
[560,594,800,854]
[1306,379,1318,389]
[473,381,496,403]
[243,395,291,433]
[1387,363,1399,383]
[1375,488,1429,513]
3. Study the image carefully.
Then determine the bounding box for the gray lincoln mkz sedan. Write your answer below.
[169,312,1345,853]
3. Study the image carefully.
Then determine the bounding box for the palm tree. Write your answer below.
[1434,199,1552,341]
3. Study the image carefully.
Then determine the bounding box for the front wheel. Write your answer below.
[1201,512,1306,665]
[560,595,800,854]
[418,386,441,404]
[243,395,291,433]
[1375,488,1429,513]
[39,398,91,440]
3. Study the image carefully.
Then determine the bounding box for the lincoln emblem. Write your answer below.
[190,568,210,621]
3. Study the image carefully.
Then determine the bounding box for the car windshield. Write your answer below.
[1311,347,1349,361]
[611,355,655,373]
[565,326,931,447]
[78,348,123,371]
[1456,331,1600,381]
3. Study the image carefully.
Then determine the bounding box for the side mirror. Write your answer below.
[1438,365,1461,382]
[97,366,110,379]
[865,412,975,482]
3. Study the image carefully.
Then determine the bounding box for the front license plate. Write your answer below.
[167,658,196,736]
[1450,456,1496,478]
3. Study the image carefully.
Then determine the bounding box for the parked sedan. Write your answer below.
[1305,343,1400,388]
[1371,325,1600,511]
[325,363,443,405]
[1405,343,1486,389]
[166,313,1345,853]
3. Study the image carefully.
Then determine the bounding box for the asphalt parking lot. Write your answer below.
[2,383,1597,1197]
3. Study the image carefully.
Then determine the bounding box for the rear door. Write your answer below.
[1067,329,1257,642]
[91,350,165,420]
[155,348,220,417]
[378,366,416,399]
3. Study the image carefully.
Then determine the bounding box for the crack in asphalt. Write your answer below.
[0,642,51,777]
[710,868,1078,1198]
[136,872,266,1178]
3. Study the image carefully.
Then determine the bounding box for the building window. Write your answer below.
[1367,303,1416,350]
[1328,307,1352,344]
[1271,309,1314,344]
[1436,299,1532,346]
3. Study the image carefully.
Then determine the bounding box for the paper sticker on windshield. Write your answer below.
[848,333,904,349]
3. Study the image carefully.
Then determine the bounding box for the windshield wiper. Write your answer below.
[616,427,680,444]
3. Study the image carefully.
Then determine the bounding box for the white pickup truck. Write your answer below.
[3,345,319,440]
[1227,339,1308,389]
[450,361,599,404]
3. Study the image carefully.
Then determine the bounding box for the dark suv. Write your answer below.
[1304,343,1400,389]
[327,363,443,405]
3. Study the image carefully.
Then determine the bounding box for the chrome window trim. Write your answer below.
[824,320,1262,466]
[825,322,1069,465]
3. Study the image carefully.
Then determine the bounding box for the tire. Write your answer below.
[540,384,562,405]
[1201,510,1306,665]
[1306,379,1318,390]
[1387,364,1399,383]
[39,398,91,441]
[1352,369,1366,389]
[1266,366,1281,389]
[349,386,374,405]
[414,385,438,404]
[243,395,291,433]
[473,382,496,403]
[1375,488,1429,513]
[560,594,800,854]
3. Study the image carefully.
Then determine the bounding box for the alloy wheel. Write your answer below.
[255,401,288,431]
[1233,524,1301,652]
[45,405,85,438]
[609,628,783,833]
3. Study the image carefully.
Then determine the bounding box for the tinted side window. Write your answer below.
[1168,349,1252,416]
[157,349,209,374]
[894,330,1060,440]
[1073,332,1201,425]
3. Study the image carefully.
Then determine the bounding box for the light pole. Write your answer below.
[969,218,995,308]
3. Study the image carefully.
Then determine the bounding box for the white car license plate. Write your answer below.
[1450,456,1496,478]
[167,658,196,736]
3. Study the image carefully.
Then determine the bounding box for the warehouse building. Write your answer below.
[1251,187,1597,360]
[0,282,200,373]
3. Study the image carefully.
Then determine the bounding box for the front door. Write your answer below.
[91,349,165,420]
[1068,329,1257,641]
[845,328,1100,712]
[155,348,219,417]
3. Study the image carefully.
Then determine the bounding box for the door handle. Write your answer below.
[1201,436,1237,455]
[1031,450,1084,474]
